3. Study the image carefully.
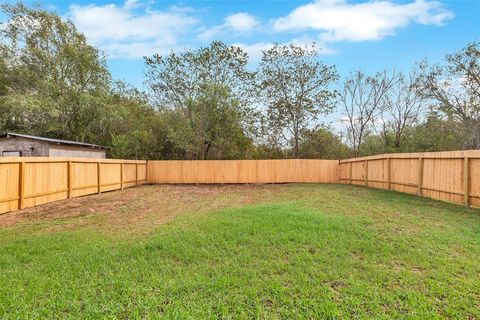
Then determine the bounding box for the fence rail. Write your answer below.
[0,157,147,214]
[339,150,480,207]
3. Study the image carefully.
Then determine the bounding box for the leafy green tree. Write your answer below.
[357,135,385,156]
[145,41,254,109]
[0,57,7,96]
[258,43,338,157]
[0,3,111,143]
[298,127,349,159]
[250,144,287,159]
[406,112,465,152]
[359,111,466,156]
[418,42,480,148]
[107,81,168,159]
[164,83,253,159]
[144,42,255,159]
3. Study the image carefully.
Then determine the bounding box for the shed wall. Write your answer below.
[48,145,106,159]
[0,137,49,157]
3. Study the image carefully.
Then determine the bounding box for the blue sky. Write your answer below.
[15,0,480,90]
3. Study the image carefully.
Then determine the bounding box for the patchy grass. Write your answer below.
[0,184,479,318]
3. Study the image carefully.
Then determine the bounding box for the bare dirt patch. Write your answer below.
[0,184,290,233]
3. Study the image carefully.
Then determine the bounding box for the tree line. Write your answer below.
[1,3,478,160]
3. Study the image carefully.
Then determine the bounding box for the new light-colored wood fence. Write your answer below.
[0,157,147,214]
[2,151,479,216]
[148,159,339,184]
[339,150,480,207]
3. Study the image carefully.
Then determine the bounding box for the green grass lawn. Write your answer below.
[0,184,479,318]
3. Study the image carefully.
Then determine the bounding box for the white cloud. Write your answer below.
[273,0,453,42]
[64,0,453,61]
[68,1,198,59]
[225,13,258,31]
[198,12,258,40]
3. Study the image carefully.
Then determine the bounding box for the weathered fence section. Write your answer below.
[0,157,147,214]
[339,150,480,207]
[148,159,339,184]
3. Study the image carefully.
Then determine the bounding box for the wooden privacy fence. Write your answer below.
[0,157,147,214]
[148,159,339,184]
[339,150,480,207]
[2,151,480,215]
[0,158,337,215]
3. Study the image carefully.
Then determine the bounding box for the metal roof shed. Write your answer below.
[0,132,110,158]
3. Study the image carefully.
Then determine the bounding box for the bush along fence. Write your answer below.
[339,150,480,208]
[0,157,147,214]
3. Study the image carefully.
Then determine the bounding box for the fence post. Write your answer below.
[120,163,124,190]
[387,157,391,190]
[417,157,423,196]
[135,162,139,185]
[18,161,25,210]
[97,162,102,194]
[365,160,368,186]
[146,160,149,185]
[349,161,352,184]
[67,161,72,199]
[464,157,469,207]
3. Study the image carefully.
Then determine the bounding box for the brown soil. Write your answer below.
[0,184,289,233]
